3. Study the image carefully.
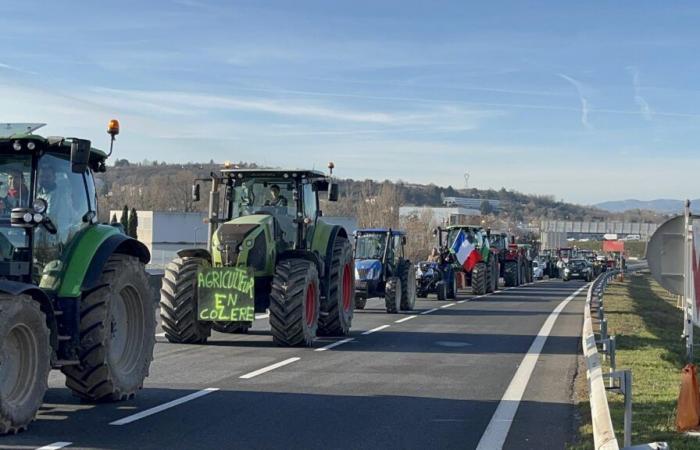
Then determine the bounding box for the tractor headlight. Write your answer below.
[245,239,254,249]
[33,213,43,223]
[33,198,47,214]
[23,212,33,223]
[12,141,22,151]
[27,141,36,150]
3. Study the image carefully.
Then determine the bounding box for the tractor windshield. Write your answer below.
[0,154,32,256]
[229,179,295,218]
[355,233,387,260]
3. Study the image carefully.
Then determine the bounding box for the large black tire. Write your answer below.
[471,262,488,295]
[213,322,251,334]
[62,254,155,402]
[398,261,416,311]
[354,297,367,309]
[436,281,447,301]
[504,261,518,287]
[447,270,457,300]
[318,237,354,336]
[0,295,51,435]
[486,258,497,293]
[384,277,402,313]
[159,257,212,344]
[270,259,320,347]
[492,259,500,291]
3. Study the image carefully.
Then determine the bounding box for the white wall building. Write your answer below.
[399,206,481,227]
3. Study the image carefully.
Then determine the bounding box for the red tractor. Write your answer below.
[490,232,529,287]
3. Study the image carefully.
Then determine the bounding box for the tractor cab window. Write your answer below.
[34,153,90,286]
[302,182,317,219]
[355,234,386,260]
[0,154,32,256]
[231,179,294,218]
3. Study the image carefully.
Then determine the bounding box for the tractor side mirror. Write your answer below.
[328,183,339,202]
[192,184,200,202]
[70,139,91,173]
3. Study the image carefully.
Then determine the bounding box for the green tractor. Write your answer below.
[0,122,155,434]
[159,164,354,347]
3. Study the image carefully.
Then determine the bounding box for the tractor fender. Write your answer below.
[0,280,59,351]
[278,250,324,277]
[177,248,213,261]
[81,233,151,293]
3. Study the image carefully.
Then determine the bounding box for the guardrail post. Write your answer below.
[609,336,617,387]
[623,369,633,448]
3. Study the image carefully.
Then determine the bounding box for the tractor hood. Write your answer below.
[212,214,274,273]
[354,258,382,281]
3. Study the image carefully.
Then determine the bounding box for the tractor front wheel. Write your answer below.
[436,281,447,301]
[62,254,155,402]
[318,237,354,336]
[471,262,488,295]
[270,259,320,347]
[0,295,51,435]
[384,277,402,313]
[354,297,367,310]
[398,261,416,311]
[504,261,518,287]
[160,257,212,344]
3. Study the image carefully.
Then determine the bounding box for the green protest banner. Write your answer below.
[196,266,255,322]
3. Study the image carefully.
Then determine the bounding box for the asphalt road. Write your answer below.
[2,279,589,450]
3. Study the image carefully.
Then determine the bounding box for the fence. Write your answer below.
[582,271,669,450]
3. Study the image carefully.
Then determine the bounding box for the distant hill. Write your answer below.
[595,199,700,214]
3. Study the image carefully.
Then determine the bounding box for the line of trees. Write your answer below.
[111,205,139,239]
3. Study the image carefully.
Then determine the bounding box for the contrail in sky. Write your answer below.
[628,67,653,121]
[558,73,591,129]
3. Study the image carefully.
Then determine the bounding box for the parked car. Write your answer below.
[532,260,544,280]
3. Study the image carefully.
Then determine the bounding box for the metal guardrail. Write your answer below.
[583,271,669,450]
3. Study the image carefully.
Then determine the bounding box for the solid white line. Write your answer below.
[110,388,219,425]
[440,303,456,309]
[420,307,439,315]
[315,338,354,352]
[37,443,72,450]
[362,324,390,335]
[395,315,417,323]
[239,357,301,379]
[475,284,588,450]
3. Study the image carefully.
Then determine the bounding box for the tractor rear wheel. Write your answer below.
[436,281,447,301]
[485,259,495,293]
[62,254,155,402]
[270,259,320,347]
[213,322,251,334]
[384,277,401,313]
[398,261,416,311]
[159,257,212,344]
[354,297,367,309]
[0,295,51,435]
[504,261,518,287]
[471,262,488,295]
[318,237,354,336]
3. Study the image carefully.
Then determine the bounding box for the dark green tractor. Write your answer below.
[159,164,355,347]
[0,122,155,434]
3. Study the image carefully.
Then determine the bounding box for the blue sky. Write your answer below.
[1,1,699,204]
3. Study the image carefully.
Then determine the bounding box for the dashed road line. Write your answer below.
[440,302,455,309]
[420,307,439,315]
[315,338,354,352]
[475,284,588,450]
[239,357,301,379]
[110,388,219,426]
[395,315,417,323]
[37,443,72,450]
[362,324,391,335]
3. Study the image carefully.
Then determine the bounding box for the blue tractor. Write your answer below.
[353,229,416,313]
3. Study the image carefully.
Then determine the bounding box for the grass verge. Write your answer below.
[569,271,700,449]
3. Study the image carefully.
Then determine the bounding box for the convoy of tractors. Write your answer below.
[0,121,626,436]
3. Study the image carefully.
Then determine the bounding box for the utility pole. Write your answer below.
[684,199,694,362]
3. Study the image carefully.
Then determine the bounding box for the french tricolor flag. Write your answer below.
[451,230,482,271]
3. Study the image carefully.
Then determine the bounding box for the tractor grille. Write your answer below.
[357,268,371,279]
[248,232,267,271]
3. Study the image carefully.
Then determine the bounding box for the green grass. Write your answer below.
[570,272,700,449]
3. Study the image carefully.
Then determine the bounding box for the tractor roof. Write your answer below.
[220,168,327,179]
[0,123,108,161]
[356,228,406,236]
[446,224,483,232]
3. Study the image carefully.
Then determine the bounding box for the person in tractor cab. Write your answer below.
[266,184,288,207]
[427,247,440,262]
[0,170,29,215]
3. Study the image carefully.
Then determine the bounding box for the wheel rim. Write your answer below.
[0,324,38,407]
[305,282,316,327]
[342,263,352,312]
[109,285,144,377]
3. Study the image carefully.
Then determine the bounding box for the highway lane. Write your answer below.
[1,280,588,450]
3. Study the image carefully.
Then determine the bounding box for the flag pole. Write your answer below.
[684,199,694,362]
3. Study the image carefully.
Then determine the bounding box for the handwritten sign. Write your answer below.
[197,266,255,322]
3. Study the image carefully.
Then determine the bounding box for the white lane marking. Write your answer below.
[315,338,354,352]
[37,443,72,450]
[440,303,455,309]
[255,312,270,319]
[362,324,390,335]
[395,315,417,323]
[110,388,219,425]
[239,357,301,379]
[475,284,588,450]
[420,307,439,315]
